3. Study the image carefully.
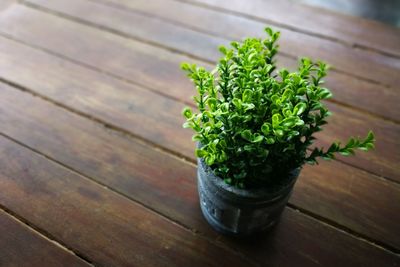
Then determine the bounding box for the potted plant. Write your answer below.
[181,27,375,236]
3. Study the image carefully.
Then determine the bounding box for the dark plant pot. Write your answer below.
[197,158,300,237]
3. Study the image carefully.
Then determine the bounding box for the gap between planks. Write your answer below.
[20,0,400,125]
[0,132,259,267]
[0,76,195,166]
[173,0,400,60]
[90,0,400,61]
[85,0,398,89]
[1,81,399,256]
[21,0,214,65]
[24,0,397,90]
[0,0,396,260]
[0,204,96,267]
[287,203,400,255]
[2,132,399,258]
[0,30,194,109]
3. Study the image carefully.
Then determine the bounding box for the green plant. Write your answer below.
[181,27,375,189]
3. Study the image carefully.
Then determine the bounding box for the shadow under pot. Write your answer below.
[197,157,300,237]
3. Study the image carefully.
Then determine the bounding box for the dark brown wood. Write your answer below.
[0,37,193,159]
[23,0,400,122]
[37,0,400,89]
[0,136,257,267]
[0,0,399,265]
[314,102,400,181]
[0,209,91,267]
[0,4,200,104]
[1,79,400,254]
[187,0,400,58]
[0,18,398,181]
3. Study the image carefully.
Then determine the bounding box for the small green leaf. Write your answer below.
[195,149,208,158]
[205,154,216,165]
[241,130,252,141]
[182,121,194,129]
[182,107,193,119]
[347,138,355,147]
[220,102,229,112]
[279,68,289,79]
[218,151,227,162]
[339,150,352,156]
[261,123,271,135]
[231,41,239,49]
[180,62,191,71]
[252,135,264,143]
[297,87,307,95]
[295,119,305,126]
[206,98,218,111]
[294,102,307,115]
[366,131,375,142]
[274,129,284,137]
[219,45,228,55]
[359,143,375,151]
[282,117,296,128]
[282,88,294,101]
[318,88,333,99]
[272,114,282,128]
[192,134,203,141]
[242,89,253,103]
[266,137,275,144]
[232,98,242,109]
[265,27,274,37]
[244,145,253,152]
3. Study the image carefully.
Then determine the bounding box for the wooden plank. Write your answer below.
[42,0,400,89]
[0,4,200,104]
[0,137,256,267]
[0,209,91,267]
[314,103,400,182]
[1,77,400,254]
[23,0,400,122]
[0,1,396,264]
[185,0,400,58]
[0,13,398,182]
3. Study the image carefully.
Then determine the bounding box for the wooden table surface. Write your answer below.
[0,0,399,266]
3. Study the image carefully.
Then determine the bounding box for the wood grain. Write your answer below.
[47,0,400,88]
[1,80,400,254]
[0,0,398,265]
[0,17,398,181]
[0,4,200,103]
[23,0,400,122]
[186,0,400,58]
[314,103,400,181]
[0,136,257,267]
[0,209,91,267]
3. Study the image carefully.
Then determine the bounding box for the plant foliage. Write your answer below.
[181,27,375,189]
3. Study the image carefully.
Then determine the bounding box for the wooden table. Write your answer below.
[0,0,399,266]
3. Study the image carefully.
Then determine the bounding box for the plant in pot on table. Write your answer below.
[181,27,375,236]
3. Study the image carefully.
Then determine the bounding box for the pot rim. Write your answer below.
[198,157,300,200]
